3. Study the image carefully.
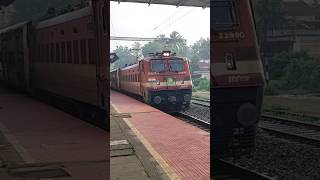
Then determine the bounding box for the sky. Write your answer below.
[110,2,210,51]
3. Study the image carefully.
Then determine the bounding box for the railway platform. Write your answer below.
[110,90,210,180]
[0,85,108,180]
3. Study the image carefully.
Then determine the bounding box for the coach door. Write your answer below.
[92,0,109,110]
[139,61,144,97]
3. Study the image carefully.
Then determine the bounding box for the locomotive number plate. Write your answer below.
[213,31,245,41]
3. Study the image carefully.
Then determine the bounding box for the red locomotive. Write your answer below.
[0,0,109,129]
[111,51,193,111]
[212,0,265,157]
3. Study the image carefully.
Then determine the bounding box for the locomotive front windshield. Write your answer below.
[169,60,184,72]
[150,60,166,72]
[150,59,185,73]
[212,1,238,29]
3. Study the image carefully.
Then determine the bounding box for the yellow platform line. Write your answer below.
[0,122,36,164]
[110,102,181,180]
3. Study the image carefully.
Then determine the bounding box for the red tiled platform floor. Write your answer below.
[0,86,108,180]
[111,90,210,180]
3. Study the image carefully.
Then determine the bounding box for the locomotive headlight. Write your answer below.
[183,94,191,102]
[153,96,162,104]
[162,51,171,57]
[225,52,236,70]
[156,80,160,85]
[237,103,258,127]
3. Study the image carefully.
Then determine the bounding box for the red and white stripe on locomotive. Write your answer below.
[111,51,192,111]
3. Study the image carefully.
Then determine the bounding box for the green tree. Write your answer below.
[141,31,189,57]
[197,78,210,91]
[167,31,188,56]
[130,42,143,60]
[252,0,286,52]
[112,45,137,70]
[189,37,210,72]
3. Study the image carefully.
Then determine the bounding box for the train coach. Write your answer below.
[0,0,110,129]
[211,0,265,157]
[111,51,193,111]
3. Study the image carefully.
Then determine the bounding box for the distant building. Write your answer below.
[194,59,210,79]
[265,0,320,59]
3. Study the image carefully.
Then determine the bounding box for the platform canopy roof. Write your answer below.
[0,0,15,7]
[110,0,210,8]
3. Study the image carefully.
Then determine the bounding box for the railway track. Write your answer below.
[191,97,210,107]
[259,114,320,146]
[212,159,275,180]
[263,109,320,122]
[173,112,210,131]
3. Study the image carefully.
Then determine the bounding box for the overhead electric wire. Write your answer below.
[146,7,185,36]
[152,7,196,36]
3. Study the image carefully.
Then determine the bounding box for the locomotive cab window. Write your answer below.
[150,60,166,73]
[169,59,184,72]
[212,0,239,30]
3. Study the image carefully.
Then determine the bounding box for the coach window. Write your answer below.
[73,27,78,33]
[67,41,72,64]
[37,45,41,62]
[73,40,79,64]
[38,45,41,62]
[43,45,45,63]
[61,42,66,64]
[51,43,55,63]
[42,45,46,63]
[80,39,87,64]
[39,45,42,62]
[56,43,60,63]
[88,39,96,64]
[46,44,50,63]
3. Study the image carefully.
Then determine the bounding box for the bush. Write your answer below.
[192,78,201,87]
[269,51,320,93]
[264,84,278,95]
[197,78,210,91]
